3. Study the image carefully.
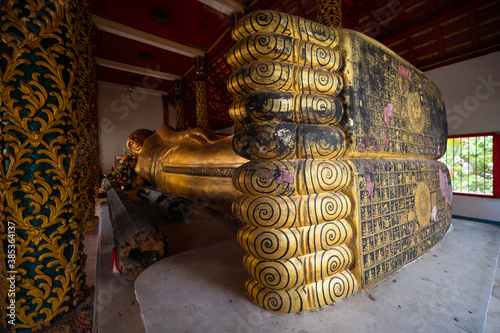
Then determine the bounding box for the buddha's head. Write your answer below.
[127,129,154,156]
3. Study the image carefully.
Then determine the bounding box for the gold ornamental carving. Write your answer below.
[0,0,96,329]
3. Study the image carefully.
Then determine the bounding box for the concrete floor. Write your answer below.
[93,193,240,332]
[93,200,147,333]
[94,196,500,333]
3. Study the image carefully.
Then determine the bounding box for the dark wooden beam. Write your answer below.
[434,23,446,59]
[378,0,483,45]
[429,0,437,12]
[342,0,356,7]
[210,115,233,121]
[419,44,500,71]
[406,35,417,65]
[470,8,479,49]
[208,98,231,106]
[293,0,306,17]
[106,184,167,277]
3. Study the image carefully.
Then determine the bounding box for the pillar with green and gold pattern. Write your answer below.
[1,0,95,329]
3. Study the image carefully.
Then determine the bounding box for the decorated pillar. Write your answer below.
[1,0,94,329]
[316,0,342,28]
[194,56,208,129]
[174,80,186,131]
[77,0,99,233]
[162,95,169,126]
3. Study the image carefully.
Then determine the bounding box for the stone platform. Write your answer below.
[134,219,500,333]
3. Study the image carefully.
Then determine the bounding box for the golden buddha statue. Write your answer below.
[127,125,247,215]
[127,9,453,314]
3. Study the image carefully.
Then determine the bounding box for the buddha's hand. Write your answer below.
[133,176,145,188]
[185,128,219,145]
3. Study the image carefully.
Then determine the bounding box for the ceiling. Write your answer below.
[91,0,500,131]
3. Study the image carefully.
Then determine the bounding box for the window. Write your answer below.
[440,133,499,197]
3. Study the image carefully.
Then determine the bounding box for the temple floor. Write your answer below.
[89,193,500,333]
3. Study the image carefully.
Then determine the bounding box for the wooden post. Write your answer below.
[174,80,186,131]
[162,94,169,126]
[194,56,209,129]
[316,0,342,28]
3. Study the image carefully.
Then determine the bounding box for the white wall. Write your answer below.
[98,83,164,173]
[214,126,235,136]
[425,51,500,222]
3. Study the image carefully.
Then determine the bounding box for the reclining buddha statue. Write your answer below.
[128,10,452,314]
[127,125,247,216]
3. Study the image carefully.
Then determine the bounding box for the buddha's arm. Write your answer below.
[156,125,219,146]
[132,174,145,188]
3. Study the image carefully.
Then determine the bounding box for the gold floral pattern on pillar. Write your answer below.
[76,0,99,233]
[174,80,186,131]
[194,56,208,129]
[0,0,92,329]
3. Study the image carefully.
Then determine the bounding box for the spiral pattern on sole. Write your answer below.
[228,90,343,125]
[233,122,345,161]
[245,270,357,313]
[233,159,351,196]
[233,192,351,228]
[243,245,353,290]
[238,220,352,260]
[227,32,343,73]
[227,60,343,98]
[237,225,300,260]
[232,10,341,48]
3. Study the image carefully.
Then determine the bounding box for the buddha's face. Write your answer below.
[127,129,153,156]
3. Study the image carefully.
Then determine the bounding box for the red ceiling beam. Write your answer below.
[405,36,417,65]
[428,0,437,12]
[208,98,231,106]
[469,8,479,49]
[210,115,233,121]
[378,0,484,45]
[420,44,500,71]
[357,0,370,7]
[434,23,446,59]
[293,0,306,17]
[342,0,356,7]
[398,5,406,25]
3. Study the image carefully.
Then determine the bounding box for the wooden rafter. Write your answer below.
[470,8,480,48]
[293,0,306,17]
[405,36,417,65]
[434,23,446,59]
[378,0,483,45]
[92,15,204,58]
[96,58,181,81]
